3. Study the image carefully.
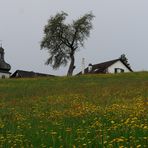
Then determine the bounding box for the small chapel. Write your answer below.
[0,45,11,78]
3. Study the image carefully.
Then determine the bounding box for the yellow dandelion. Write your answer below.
[66,128,72,132]
[143,126,147,129]
[143,137,147,140]
[88,141,92,144]
[111,120,115,124]
[131,120,135,124]
[51,131,57,135]
[104,141,107,144]
[0,123,4,129]
[108,143,113,147]
[117,138,124,142]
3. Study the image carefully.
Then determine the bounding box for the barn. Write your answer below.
[11,70,55,78]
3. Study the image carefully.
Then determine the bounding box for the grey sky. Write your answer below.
[0,0,148,75]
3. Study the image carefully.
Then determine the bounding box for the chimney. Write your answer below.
[82,58,85,74]
[88,63,93,72]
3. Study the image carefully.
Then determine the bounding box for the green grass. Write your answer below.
[0,72,148,147]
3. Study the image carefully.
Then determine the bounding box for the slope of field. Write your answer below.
[0,72,148,147]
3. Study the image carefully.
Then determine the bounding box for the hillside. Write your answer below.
[0,72,148,147]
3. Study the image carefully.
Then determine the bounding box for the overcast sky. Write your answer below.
[0,0,148,75]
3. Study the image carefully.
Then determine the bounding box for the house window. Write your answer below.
[121,69,124,73]
[2,75,5,79]
[115,68,124,73]
[115,68,118,73]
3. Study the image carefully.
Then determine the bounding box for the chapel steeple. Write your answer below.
[0,46,11,71]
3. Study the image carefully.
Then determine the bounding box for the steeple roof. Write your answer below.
[0,47,4,52]
[0,60,11,71]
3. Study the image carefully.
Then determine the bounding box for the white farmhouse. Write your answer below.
[78,55,133,75]
[0,46,11,78]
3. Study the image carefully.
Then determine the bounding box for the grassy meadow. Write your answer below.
[0,72,148,147]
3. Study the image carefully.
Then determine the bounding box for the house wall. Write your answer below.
[107,61,131,73]
[0,72,10,78]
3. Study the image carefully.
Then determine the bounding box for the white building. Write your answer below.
[78,55,133,75]
[0,46,11,78]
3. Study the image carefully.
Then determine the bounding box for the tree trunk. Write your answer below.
[67,54,75,76]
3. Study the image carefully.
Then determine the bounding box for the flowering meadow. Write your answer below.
[0,72,148,147]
